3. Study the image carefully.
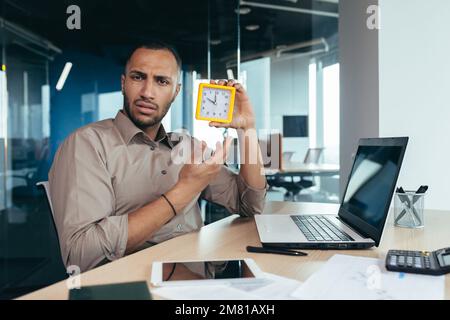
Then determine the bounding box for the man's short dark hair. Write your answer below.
[124,41,182,75]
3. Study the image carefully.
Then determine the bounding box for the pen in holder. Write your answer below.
[394,186,427,228]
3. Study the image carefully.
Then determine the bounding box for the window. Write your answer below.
[323,63,340,164]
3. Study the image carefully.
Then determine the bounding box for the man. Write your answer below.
[49,42,267,272]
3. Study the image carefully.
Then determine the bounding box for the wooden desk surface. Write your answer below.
[19,201,450,300]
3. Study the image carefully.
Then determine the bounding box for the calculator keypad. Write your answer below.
[387,250,431,270]
[387,249,450,276]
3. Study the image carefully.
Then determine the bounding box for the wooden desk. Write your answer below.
[18,201,450,300]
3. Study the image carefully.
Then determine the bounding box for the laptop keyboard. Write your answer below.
[291,215,354,242]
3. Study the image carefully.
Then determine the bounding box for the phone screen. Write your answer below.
[162,260,255,282]
[441,253,450,266]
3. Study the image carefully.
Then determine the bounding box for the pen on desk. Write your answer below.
[246,246,307,256]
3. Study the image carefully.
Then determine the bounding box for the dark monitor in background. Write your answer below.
[283,115,308,138]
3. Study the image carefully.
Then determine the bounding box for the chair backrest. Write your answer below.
[282,151,295,163]
[36,181,55,219]
[36,181,65,271]
[303,148,324,164]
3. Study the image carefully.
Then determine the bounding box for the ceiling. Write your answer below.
[0,0,338,75]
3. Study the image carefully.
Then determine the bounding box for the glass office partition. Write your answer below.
[195,1,241,223]
[238,0,340,202]
[1,0,339,298]
[0,0,213,298]
[0,17,65,299]
[193,0,240,147]
[208,0,240,80]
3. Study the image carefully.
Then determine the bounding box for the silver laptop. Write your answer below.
[255,137,409,250]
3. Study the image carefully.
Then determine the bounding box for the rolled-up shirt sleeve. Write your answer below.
[202,165,268,217]
[49,129,128,272]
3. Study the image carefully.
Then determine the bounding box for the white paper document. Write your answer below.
[152,272,302,300]
[291,254,445,300]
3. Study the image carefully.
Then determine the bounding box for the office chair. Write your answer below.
[260,134,308,200]
[36,181,63,263]
[282,151,295,164]
[298,148,324,189]
[36,179,66,259]
[304,148,323,164]
[0,182,64,299]
[268,148,324,201]
[36,181,55,219]
[36,181,62,251]
[12,139,50,207]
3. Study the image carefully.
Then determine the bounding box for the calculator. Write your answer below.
[386,247,450,275]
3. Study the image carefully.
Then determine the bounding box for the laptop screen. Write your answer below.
[339,138,408,245]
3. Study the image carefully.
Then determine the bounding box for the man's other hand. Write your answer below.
[177,137,233,194]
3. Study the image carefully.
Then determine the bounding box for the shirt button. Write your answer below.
[177,224,183,231]
[150,146,155,151]
[161,170,167,175]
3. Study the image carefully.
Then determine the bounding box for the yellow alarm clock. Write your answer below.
[195,83,236,123]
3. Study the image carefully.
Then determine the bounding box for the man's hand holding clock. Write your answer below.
[208,79,256,131]
[208,79,266,190]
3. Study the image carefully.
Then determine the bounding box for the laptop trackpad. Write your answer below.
[255,215,307,242]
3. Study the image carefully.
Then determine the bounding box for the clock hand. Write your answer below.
[214,92,217,105]
[206,97,215,104]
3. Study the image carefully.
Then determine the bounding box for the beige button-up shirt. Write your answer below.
[49,111,267,272]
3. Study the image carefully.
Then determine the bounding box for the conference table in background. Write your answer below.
[264,163,340,178]
[18,201,450,300]
[265,163,340,201]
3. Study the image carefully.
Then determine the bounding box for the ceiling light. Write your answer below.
[314,0,338,3]
[235,7,251,15]
[245,24,260,31]
[56,62,73,91]
[210,39,222,45]
[226,69,235,80]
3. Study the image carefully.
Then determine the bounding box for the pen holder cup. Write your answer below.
[394,191,425,228]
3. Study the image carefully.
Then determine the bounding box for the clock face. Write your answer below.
[196,84,235,123]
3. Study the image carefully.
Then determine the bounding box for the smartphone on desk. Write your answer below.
[69,281,152,300]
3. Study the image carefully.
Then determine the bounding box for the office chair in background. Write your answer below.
[298,147,324,190]
[267,147,324,201]
[12,138,50,208]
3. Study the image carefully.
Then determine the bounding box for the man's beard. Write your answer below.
[123,94,171,130]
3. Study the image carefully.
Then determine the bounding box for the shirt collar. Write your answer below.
[113,110,174,148]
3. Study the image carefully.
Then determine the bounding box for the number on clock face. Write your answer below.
[200,87,231,120]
